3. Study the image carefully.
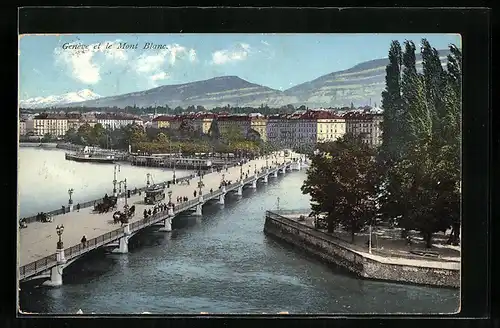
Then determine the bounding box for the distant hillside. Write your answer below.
[25,49,453,110]
[66,76,285,109]
[283,49,452,108]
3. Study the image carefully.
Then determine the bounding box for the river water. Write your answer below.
[18,148,459,314]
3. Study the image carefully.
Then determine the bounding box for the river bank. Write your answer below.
[263,211,460,289]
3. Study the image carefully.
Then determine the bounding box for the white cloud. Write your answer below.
[148,71,170,87]
[54,40,196,87]
[54,40,128,85]
[188,49,197,62]
[150,71,169,81]
[211,43,251,65]
[134,50,169,74]
[261,40,270,46]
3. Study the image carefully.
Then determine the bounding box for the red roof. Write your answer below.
[152,115,181,122]
[342,112,383,120]
[217,115,251,121]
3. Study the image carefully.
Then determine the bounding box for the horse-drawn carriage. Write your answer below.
[36,212,53,223]
[112,205,135,226]
[19,218,28,229]
[94,195,118,213]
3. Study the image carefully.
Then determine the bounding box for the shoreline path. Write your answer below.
[19,151,298,267]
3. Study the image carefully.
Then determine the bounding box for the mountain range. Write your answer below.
[19,89,101,109]
[20,49,451,110]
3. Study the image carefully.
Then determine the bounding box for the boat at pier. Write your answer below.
[130,155,213,170]
[65,146,116,164]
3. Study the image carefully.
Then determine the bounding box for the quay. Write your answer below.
[263,211,460,288]
[129,154,238,169]
[18,151,306,286]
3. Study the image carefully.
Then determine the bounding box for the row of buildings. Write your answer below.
[20,113,144,138]
[19,109,384,147]
[151,109,383,147]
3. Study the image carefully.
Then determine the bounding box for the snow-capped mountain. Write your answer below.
[19,89,101,109]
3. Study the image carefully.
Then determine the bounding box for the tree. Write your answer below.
[301,134,379,241]
[155,132,169,144]
[208,119,221,140]
[378,40,462,248]
[222,126,244,144]
[380,40,403,163]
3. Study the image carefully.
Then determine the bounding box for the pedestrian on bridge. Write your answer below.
[76,203,80,212]
[144,209,148,218]
[194,190,197,198]
[81,235,87,248]
[210,188,213,193]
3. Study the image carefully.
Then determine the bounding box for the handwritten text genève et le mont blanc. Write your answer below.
[61,42,170,50]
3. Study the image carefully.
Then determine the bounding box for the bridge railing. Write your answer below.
[19,253,57,280]
[20,227,126,281]
[64,228,125,260]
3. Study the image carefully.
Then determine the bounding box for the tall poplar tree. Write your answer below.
[380,40,403,163]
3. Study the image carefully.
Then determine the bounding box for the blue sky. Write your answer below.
[19,33,461,100]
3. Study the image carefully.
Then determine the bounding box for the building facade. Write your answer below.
[25,113,69,137]
[266,110,346,148]
[249,113,268,142]
[96,114,143,130]
[344,112,383,147]
[216,114,253,138]
[151,115,179,129]
[19,120,26,136]
[314,111,346,143]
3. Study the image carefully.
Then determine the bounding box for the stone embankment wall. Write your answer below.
[264,212,459,289]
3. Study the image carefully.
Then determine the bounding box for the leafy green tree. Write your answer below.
[378,40,461,248]
[301,134,379,241]
[380,40,404,163]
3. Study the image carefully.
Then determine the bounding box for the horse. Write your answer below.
[37,212,53,223]
[127,205,135,218]
[113,211,122,224]
[119,213,129,227]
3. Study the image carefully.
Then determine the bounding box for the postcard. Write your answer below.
[18,33,461,315]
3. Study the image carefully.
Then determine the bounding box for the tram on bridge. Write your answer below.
[144,185,165,205]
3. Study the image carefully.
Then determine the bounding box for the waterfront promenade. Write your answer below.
[19,151,299,278]
[264,211,460,288]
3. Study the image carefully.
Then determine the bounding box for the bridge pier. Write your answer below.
[114,223,130,254]
[194,196,204,216]
[272,170,278,178]
[159,217,172,232]
[237,185,243,196]
[167,205,175,216]
[43,248,66,287]
[219,193,225,205]
[250,179,257,189]
[262,173,268,183]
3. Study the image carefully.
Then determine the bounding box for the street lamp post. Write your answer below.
[369,224,373,254]
[124,178,128,206]
[198,179,203,196]
[56,224,64,249]
[240,164,243,180]
[113,164,121,196]
[67,188,74,205]
[168,190,172,204]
